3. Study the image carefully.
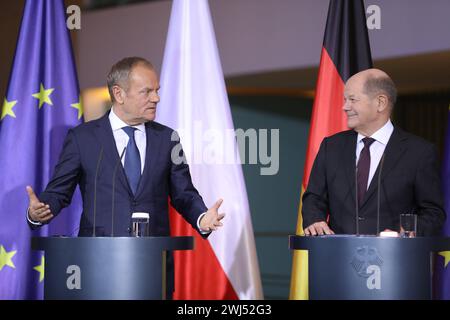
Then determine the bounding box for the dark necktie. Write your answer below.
[357,137,375,207]
[122,126,141,194]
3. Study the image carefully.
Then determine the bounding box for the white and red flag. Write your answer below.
[157,0,263,300]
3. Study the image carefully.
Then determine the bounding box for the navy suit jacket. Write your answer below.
[39,111,208,237]
[302,126,446,236]
[36,112,208,296]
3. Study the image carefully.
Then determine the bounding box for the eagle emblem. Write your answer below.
[350,245,383,277]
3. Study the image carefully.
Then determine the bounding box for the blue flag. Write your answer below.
[0,0,82,299]
[435,106,450,299]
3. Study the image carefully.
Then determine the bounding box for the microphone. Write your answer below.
[376,153,386,235]
[92,146,104,237]
[355,163,359,236]
[111,146,127,237]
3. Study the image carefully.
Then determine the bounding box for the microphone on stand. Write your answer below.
[92,146,104,237]
[376,153,386,236]
[355,163,359,236]
[111,146,126,237]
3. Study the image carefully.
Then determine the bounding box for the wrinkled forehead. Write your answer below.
[344,75,366,96]
[130,63,157,78]
[129,65,159,86]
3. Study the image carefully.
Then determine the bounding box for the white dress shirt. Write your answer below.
[355,119,394,189]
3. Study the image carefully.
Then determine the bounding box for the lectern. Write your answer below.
[32,236,194,300]
[289,235,450,299]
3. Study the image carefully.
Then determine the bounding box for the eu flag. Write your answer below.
[435,106,450,300]
[0,0,82,299]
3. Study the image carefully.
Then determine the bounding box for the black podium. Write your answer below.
[289,235,450,300]
[31,236,194,300]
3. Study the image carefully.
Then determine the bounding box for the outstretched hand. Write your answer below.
[200,199,226,232]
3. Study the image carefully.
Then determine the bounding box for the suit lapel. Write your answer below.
[135,122,162,197]
[360,127,407,209]
[94,111,133,196]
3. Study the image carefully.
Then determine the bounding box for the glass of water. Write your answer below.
[131,212,149,237]
[400,214,417,238]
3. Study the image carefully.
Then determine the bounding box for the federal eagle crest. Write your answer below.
[350,245,383,277]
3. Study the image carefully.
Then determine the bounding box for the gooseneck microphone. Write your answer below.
[92,146,104,237]
[111,146,127,237]
[376,153,386,236]
[355,163,359,236]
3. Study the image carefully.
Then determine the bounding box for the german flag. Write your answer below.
[289,0,373,300]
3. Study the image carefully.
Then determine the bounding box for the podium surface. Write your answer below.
[289,235,450,300]
[32,236,194,300]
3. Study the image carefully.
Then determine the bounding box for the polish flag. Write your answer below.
[157,0,263,300]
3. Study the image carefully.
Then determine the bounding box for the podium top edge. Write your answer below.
[31,236,195,251]
[288,234,450,251]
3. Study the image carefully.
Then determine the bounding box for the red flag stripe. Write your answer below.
[303,47,347,187]
[169,207,238,300]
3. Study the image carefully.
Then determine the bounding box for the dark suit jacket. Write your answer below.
[302,126,446,236]
[37,111,208,294]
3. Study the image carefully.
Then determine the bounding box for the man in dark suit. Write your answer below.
[303,68,445,236]
[25,57,225,294]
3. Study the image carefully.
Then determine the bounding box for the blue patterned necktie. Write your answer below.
[122,126,141,194]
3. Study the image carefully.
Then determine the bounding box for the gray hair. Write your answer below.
[363,75,397,108]
[107,57,154,102]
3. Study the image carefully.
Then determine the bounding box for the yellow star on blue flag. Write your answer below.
[439,251,450,268]
[0,245,17,271]
[32,83,54,109]
[33,255,45,282]
[71,96,83,120]
[1,98,18,120]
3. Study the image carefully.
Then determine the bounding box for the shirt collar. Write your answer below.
[109,107,146,133]
[357,119,394,145]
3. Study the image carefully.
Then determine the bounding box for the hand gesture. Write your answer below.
[200,199,226,232]
[26,186,53,224]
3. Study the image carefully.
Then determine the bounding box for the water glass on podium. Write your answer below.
[131,212,149,237]
[400,213,417,238]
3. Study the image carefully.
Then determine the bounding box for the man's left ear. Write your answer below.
[377,95,388,112]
